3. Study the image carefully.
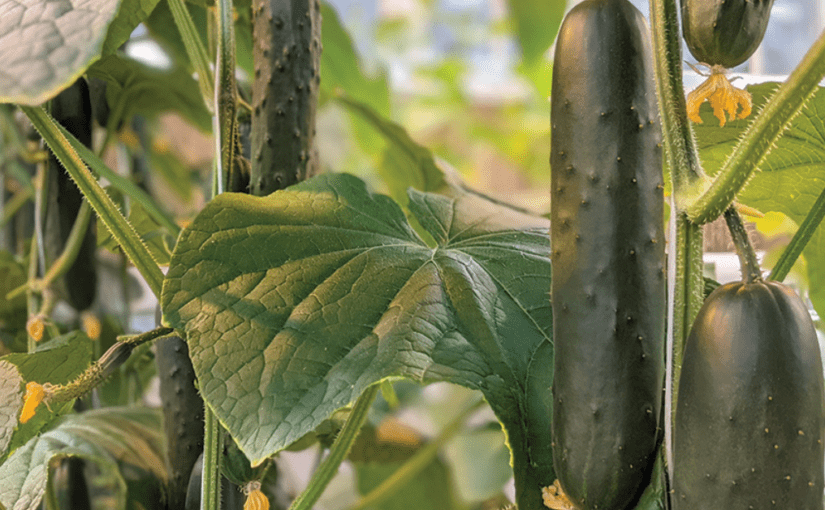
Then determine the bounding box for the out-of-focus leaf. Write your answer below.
[86,53,211,131]
[507,0,566,65]
[444,424,511,502]
[102,0,162,55]
[0,407,165,510]
[355,457,462,510]
[98,199,173,265]
[0,0,121,105]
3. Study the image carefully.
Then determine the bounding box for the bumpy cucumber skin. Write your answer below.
[250,0,321,195]
[681,0,774,68]
[157,335,205,510]
[45,79,97,311]
[550,0,665,508]
[673,281,824,510]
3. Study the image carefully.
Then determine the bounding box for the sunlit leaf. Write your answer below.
[0,361,23,457]
[0,0,122,105]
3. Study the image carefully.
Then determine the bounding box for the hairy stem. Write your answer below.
[288,385,379,510]
[168,0,214,111]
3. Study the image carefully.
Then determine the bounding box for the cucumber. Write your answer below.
[250,0,321,195]
[550,0,665,508]
[156,334,204,510]
[681,0,775,68]
[44,79,97,312]
[673,280,824,509]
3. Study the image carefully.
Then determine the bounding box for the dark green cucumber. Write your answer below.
[156,334,204,510]
[250,0,320,195]
[673,280,824,509]
[44,79,97,311]
[681,0,774,68]
[550,0,665,508]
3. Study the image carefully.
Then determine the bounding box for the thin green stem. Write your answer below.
[22,106,164,299]
[215,0,238,194]
[349,398,483,510]
[686,28,825,224]
[34,200,92,293]
[649,0,705,193]
[202,408,223,510]
[768,185,825,282]
[289,385,380,510]
[0,186,33,228]
[724,208,762,283]
[168,0,215,112]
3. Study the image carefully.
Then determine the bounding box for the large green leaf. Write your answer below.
[692,83,825,317]
[1,332,93,458]
[0,407,164,510]
[0,0,122,105]
[161,173,554,506]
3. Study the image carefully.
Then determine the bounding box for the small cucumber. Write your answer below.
[673,280,824,509]
[681,0,775,68]
[550,0,665,508]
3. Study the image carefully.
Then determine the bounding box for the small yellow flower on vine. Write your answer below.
[686,65,752,127]
[82,313,102,341]
[542,479,577,510]
[20,381,46,423]
[26,315,45,342]
[243,481,269,510]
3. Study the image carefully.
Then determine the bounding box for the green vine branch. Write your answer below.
[724,208,762,283]
[685,28,825,224]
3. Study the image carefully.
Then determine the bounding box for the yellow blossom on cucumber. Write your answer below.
[686,65,752,126]
[20,381,46,423]
[82,313,102,341]
[243,481,269,510]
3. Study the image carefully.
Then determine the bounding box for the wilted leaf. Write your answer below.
[161,173,554,504]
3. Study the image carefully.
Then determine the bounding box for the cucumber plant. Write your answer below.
[550,0,665,508]
[1,0,825,510]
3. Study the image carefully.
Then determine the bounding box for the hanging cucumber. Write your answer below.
[550,0,665,508]
[673,210,824,510]
[44,79,97,311]
[681,0,775,68]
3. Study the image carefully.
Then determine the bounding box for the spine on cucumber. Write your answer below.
[673,280,824,509]
[550,0,664,508]
[681,0,775,68]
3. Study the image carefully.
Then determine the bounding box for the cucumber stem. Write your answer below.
[768,184,825,282]
[724,207,762,284]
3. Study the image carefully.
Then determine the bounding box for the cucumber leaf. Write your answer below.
[0,0,122,105]
[693,83,825,319]
[0,361,23,457]
[507,0,567,65]
[161,172,554,505]
[101,0,162,55]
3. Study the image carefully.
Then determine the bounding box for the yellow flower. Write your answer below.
[20,382,46,423]
[82,313,102,341]
[542,479,577,510]
[243,482,269,510]
[686,66,752,127]
[26,315,45,342]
